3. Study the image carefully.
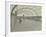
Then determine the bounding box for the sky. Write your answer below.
[11,5,41,16]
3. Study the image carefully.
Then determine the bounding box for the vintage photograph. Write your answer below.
[10,5,42,32]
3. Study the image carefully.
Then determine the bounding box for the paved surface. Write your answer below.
[11,16,42,32]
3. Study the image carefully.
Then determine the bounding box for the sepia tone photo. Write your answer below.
[10,5,42,32]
